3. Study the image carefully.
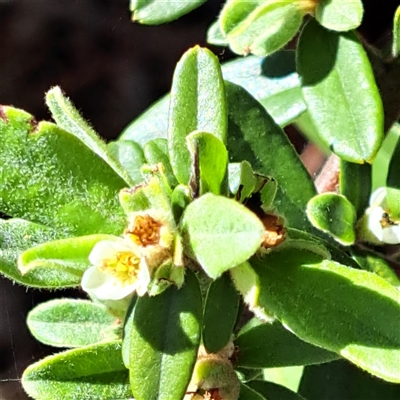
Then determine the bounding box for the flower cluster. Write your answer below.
[81,209,174,301]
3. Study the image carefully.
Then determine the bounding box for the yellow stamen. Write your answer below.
[126,215,162,246]
[101,251,141,284]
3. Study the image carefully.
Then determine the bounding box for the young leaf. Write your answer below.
[0,106,127,236]
[306,193,357,245]
[46,86,135,186]
[207,20,228,46]
[202,273,240,353]
[297,20,384,163]
[387,127,400,189]
[239,382,267,400]
[340,161,371,218]
[392,6,400,58]
[22,341,131,400]
[235,319,339,368]
[220,0,305,57]
[143,138,178,187]
[225,81,316,231]
[315,0,363,32]
[251,248,400,383]
[180,194,264,279]
[107,140,146,185]
[18,234,116,280]
[128,270,202,400]
[299,360,400,400]
[228,161,257,201]
[130,0,206,25]
[248,380,307,400]
[168,46,227,184]
[187,131,228,196]
[27,299,119,348]
[0,218,65,288]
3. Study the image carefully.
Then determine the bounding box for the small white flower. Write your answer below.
[81,238,150,300]
[360,188,400,245]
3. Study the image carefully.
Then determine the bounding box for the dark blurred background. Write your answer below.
[0,0,398,399]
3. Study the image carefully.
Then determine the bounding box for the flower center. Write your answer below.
[126,215,162,246]
[101,251,141,284]
[380,212,398,227]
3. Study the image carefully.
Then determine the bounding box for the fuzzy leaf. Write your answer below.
[297,20,384,163]
[128,270,202,400]
[248,380,306,400]
[27,299,119,348]
[306,193,357,245]
[0,106,127,236]
[168,46,227,184]
[393,6,400,57]
[181,194,264,279]
[239,383,267,400]
[22,341,131,400]
[252,248,400,383]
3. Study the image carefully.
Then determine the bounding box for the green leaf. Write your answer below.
[235,319,339,368]
[171,184,191,222]
[239,382,267,400]
[306,193,357,245]
[263,366,304,393]
[0,106,127,236]
[143,138,178,187]
[130,0,206,25]
[251,248,400,383]
[46,86,134,186]
[386,187,400,221]
[22,341,130,400]
[387,126,400,189]
[220,0,305,56]
[392,6,400,57]
[181,194,264,279]
[168,46,227,184]
[352,249,400,287]
[225,81,317,230]
[299,360,400,400]
[128,270,202,400]
[187,131,228,196]
[372,123,400,190]
[340,161,371,218]
[228,161,257,201]
[0,218,65,288]
[107,140,146,185]
[297,20,384,163]
[203,273,240,353]
[315,0,363,31]
[207,20,228,46]
[27,299,119,348]
[248,380,307,400]
[18,234,116,286]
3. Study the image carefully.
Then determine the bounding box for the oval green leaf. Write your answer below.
[128,270,202,400]
[22,341,131,400]
[248,380,306,400]
[203,273,240,353]
[299,360,400,400]
[251,248,400,383]
[207,20,228,46]
[392,6,400,57]
[0,106,127,236]
[27,299,119,348]
[46,86,134,186]
[315,0,363,31]
[306,193,357,245]
[297,20,384,163]
[387,127,400,189]
[108,140,146,185]
[340,160,371,218]
[239,382,267,400]
[181,194,264,279]
[187,131,228,196]
[235,318,339,368]
[130,0,206,25]
[168,46,227,184]
[225,81,316,231]
[220,0,305,57]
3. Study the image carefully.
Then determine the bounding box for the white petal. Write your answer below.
[366,206,385,242]
[381,225,400,244]
[135,259,151,296]
[89,239,132,266]
[370,187,387,208]
[81,265,136,300]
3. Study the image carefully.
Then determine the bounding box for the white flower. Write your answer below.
[360,188,400,245]
[81,238,150,300]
